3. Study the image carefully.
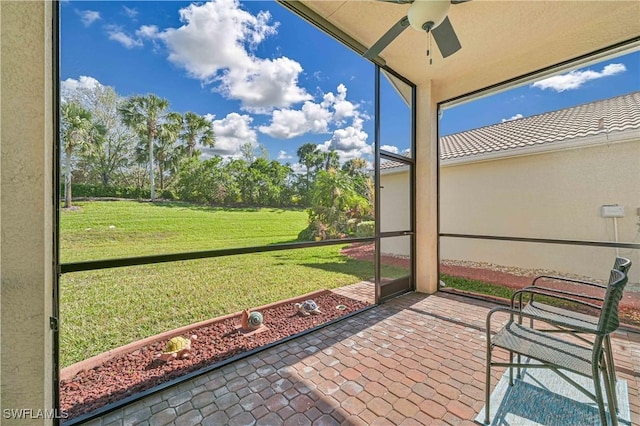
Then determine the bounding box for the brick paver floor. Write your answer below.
[82,289,640,425]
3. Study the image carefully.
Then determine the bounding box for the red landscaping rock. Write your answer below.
[60,290,369,421]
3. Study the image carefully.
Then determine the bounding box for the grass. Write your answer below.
[440,274,515,299]
[441,273,640,328]
[60,201,310,262]
[441,273,593,308]
[60,201,407,367]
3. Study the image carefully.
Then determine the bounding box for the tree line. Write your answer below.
[60,83,374,239]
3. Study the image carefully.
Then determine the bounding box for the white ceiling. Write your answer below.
[294,0,640,102]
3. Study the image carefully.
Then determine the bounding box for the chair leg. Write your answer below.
[509,351,514,386]
[602,361,619,426]
[604,335,619,413]
[593,362,609,426]
[485,344,492,424]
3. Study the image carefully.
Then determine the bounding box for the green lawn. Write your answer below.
[60,201,405,367]
[441,273,640,328]
[441,273,592,306]
[60,201,310,262]
[440,274,515,299]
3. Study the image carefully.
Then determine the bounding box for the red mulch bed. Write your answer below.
[60,291,369,421]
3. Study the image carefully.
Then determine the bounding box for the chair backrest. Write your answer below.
[597,269,628,335]
[613,257,632,275]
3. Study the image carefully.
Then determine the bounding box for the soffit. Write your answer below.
[297,1,640,102]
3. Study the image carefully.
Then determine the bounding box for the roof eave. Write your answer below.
[440,128,640,167]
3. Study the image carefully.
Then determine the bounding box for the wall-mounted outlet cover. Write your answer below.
[601,204,625,218]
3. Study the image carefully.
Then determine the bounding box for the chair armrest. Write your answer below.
[487,305,599,336]
[532,275,607,290]
[526,285,604,303]
[510,287,602,311]
[487,306,514,343]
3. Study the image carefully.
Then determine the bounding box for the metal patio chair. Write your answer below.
[511,257,631,412]
[485,268,628,426]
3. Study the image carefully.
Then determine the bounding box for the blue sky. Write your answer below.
[442,52,640,135]
[61,0,639,165]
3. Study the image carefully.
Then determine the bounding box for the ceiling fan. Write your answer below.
[364,0,470,60]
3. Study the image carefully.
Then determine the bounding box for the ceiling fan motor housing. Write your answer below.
[407,0,451,32]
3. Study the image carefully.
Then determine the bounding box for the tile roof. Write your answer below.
[380,157,410,170]
[380,91,640,171]
[440,90,640,161]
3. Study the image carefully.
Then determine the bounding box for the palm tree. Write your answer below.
[156,113,184,191]
[180,112,215,157]
[131,112,183,193]
[119,94,171,200]
[321,149,340,171]
[60,102,93,208]
[297,143,322,196]
[342,158,368,176]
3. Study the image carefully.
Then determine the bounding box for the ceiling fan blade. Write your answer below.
[431,16,461,58]
[450,0,471,4]
[364,16,410,59]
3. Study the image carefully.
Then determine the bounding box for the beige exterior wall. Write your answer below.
[380,169,411,257]
[382,136,640,283]
[440,138,640,283]
[1,2,55,424]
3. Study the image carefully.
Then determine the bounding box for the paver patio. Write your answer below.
[81,288,640,426]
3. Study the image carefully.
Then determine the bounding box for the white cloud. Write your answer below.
[290,163,305,174]
[259,83,370,163]
[532,63,626,92]
[221,58,310,113]
[328,84,356,123]
[106,25,143,49]
[501,113,523,123]
[77,10,100,27]
[122,6,138,19]
[206,112,258,158]
[61,76,103,102]
[380,145,399,154]
[319,116,372,163]
[258,100,332,138]
[136,25,159,39]
[277,150,293,160]
[61,76,101,94]
[139,0,310,112]
[259,84,362,140]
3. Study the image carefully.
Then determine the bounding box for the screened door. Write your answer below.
[375,68,415,302]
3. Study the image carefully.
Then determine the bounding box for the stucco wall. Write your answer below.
[414,82,439,294]
[1,1,55,423]
[380,169,411,257]
[382,137,640,283]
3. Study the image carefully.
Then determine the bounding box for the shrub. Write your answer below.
[355,221,375,238]
[66,184,151,199]
[297,218,327,241]
[297,225,315,241]
[160,189,176,200]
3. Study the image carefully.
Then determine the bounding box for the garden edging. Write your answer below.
[60,288,328,381]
